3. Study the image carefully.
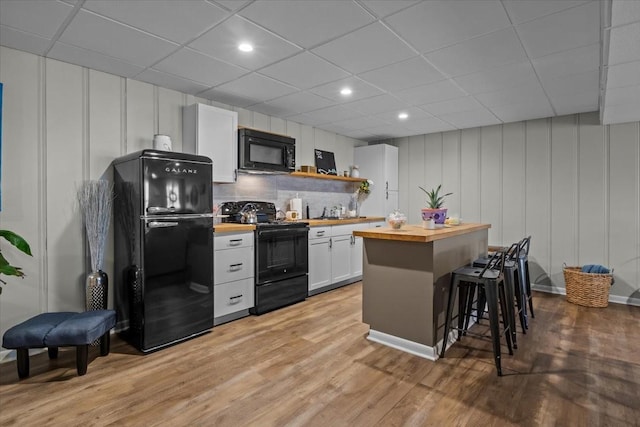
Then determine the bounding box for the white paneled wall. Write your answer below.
[393,113,640,304]
[0,46,363,341]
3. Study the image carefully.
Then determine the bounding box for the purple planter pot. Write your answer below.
[421,208,448,224]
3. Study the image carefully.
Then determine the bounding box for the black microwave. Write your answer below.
[238,128,295,173]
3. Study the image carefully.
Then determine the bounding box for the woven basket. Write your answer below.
[563,266,613,308]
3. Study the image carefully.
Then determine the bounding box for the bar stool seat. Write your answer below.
[440,251,513,376]
[518,236,534,319]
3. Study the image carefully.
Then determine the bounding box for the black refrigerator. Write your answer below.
[113,150,214,353]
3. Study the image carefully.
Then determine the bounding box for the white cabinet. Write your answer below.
[183,103,238,183]
[213,231,254,323]
[330,226,352,284]
[308,226,331,292]
[354,144,399,217]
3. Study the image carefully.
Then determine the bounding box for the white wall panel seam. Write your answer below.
[500,125,504,243]
[575,114,581,264]
[121,79,127,155]
[38,56,48,312]
[546,118,552,275]
[82,67,90,282]
[636,122,640,289]
[604,122,610,267]
[153,86,159,135]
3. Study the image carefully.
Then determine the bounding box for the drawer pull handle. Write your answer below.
[228,239,243,246]
[316,231,325,236]
[229,263,243,271]
[229,294,243,304]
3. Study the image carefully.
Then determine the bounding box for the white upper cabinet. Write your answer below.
[183,103,238,183]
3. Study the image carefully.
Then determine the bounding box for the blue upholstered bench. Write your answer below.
[2,310,116,378]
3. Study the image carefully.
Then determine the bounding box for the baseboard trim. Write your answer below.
[531,284,640,307]
[367,329,439,361]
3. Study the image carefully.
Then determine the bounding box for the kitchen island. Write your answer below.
[353,223,490,360]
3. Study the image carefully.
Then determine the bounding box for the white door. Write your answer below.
[331,234,351,283]
[308,237,331,292]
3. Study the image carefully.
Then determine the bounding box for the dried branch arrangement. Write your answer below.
[77,180,113,272]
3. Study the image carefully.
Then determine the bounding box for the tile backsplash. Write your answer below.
[213,173,360,219]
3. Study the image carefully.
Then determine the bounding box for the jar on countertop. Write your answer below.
[350,165,360,178]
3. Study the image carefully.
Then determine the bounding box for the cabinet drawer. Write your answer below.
[215,232,254,250]
[214,247,254,284]
[214,277,254,318]
[309,226,332,239]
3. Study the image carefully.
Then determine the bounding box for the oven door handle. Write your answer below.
[147,221,179,228]
[257,228,308,239]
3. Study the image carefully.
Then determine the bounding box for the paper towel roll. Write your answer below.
[290,197,302,218]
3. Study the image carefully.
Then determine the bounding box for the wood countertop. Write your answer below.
[353,223,491,243]
[213,217,384,232]
[213,223,256,233]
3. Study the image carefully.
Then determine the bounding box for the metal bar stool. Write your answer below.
[518,236,534,319]
[440,250,513,376]
[473,242,527,345]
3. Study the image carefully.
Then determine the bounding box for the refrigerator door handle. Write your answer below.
[147,206,176,214]
[148,221,179,228]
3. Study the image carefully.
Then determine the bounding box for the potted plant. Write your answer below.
[418,184,452,224]
[0,230,32,295]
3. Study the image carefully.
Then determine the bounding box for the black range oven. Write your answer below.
[219,201,308,315]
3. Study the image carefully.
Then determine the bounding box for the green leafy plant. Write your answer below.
[418,184,452,209]
[0,230,32,294]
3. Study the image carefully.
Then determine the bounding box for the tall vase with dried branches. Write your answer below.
[77,180,113,311]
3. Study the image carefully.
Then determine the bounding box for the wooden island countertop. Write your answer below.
[356,222,491,360]
[354,222,490,242]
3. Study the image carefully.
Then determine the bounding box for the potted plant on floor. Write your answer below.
[0,230,32,295]
[419,184,452,225]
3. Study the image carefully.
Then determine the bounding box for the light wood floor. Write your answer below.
[1,282,639,426]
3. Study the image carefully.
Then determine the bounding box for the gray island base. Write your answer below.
[353,223,491,360]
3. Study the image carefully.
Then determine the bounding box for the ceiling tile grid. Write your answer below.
[0,0,638,139]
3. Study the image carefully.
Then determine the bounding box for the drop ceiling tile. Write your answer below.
[604,85,640,106]
[308,77,384,103]
[515,1,600,59]
[0,25,52,56]
[406,120,456,134]
[359,56,446,92]
[502,0,590,24]
[285,112,327,126]
[135,69,210,95]
[213,73,298,104]
[364,124,415,139]
[385,0,511,53]
[607,60,640,88]
[83,0,228,44]
[608,22,640,66]
[189,15,301,70]
[0,0,73,38]
[360,0,420,18]
[49,41,145,78]
[312,22,416,74]
[602,103,640,124]
[154,48,246,86]
[395,79,467,105]
[550,90,598,115]
[258,92,336,116]
[198,88,258,108]
[425,27,527,77]
[475,82,549,107]
[531,43,599,81]
[247,102,297,117]
[611,0,640,27]
[239,0,374,49]
[344,94,410,115]
[329,115,392,131]
[258,52,350,89]
[420,96,484,115]
[342,129,377,140]
[437,108,501,129]
[59,10,179,67]
[489,101,555,123]
[212,1,252,12]
[290,105,362,124]
[539,69,599,99]
[453,61,539,95]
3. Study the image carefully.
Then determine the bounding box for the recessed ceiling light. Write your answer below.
[238,43,253,52]
[340,87,352,96]
[398,112,409,120]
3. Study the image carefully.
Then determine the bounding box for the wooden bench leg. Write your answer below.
[100,331,110,356]
[76,345,89,376]
[16,348,30,379]
[48,347,59,359]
